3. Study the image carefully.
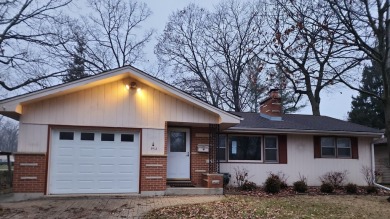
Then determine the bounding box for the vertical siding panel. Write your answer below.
[90,86,99,126]
[159,91,166,127]
[116,80,125,127]
[96,84,105,126]
[83,87,92,125]
[153,89,160,128]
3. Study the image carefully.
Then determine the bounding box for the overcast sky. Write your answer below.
[122,0,359,120]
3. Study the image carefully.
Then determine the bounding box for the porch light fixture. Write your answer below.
[125,82,137,90]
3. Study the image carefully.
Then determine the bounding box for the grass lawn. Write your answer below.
[145,195,390,219]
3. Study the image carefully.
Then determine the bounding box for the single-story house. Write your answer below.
[374,137,390,184]
[0,66,382,196]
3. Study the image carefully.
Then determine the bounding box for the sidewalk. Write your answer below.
[0,195,223,218]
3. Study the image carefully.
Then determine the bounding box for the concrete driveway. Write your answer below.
[0,195,223,218]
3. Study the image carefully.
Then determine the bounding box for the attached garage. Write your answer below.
[49,129,140,194]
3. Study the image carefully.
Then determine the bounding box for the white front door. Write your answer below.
[167,128,190,179]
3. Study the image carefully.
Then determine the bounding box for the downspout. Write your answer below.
[371,143,390,191]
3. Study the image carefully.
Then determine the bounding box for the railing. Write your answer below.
[208,124,219,173]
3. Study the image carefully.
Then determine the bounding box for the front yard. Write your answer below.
[145,195,390,219]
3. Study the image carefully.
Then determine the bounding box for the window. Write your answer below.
[170,131,186,152]
[321,137,351,158]
[264,136,278,162]
[337,138,351,158]
[121,134,134,142]
[228,136,261,161]
[81,133,94,141]
[101,133,115,141]
[59,132,74,140]
[217,135,227,161]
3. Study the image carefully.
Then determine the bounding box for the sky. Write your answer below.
[137,0,359,120]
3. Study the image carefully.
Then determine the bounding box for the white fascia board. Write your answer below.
[226,127,382,137]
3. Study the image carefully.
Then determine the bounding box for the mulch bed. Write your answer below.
[224,186,390,197]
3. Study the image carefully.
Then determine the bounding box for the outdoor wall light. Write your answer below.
[125,82,137,90]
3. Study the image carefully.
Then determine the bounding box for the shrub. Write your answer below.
[361,165,375,186]
[345,183,358,194]
[366,186,378,194]
[241,181,257,191]
[264,173,281,194]
[319,171,348,188]
[234,167,250,187]
[293,180,308,193]
[320,183,334,193]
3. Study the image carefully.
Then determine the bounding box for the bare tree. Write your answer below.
[266,0,361,115]
[156,0,268,111]
[0,116,18,152]
[51,0,154,75]
[0,0,72,92]
[325,0,390,160]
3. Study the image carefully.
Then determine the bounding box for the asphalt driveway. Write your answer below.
[0,195,223,218]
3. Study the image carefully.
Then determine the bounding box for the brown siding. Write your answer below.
[13,154,46,193]
[351,137,359,159]
[313,136,321,158]
[278,135,287,164]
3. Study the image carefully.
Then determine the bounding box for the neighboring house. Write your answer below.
[0,66,381,196]
[374,137,390,184]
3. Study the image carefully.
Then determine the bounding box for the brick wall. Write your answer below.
[140,156,167,191]
[13,154,46,193]
[190,127,210,186]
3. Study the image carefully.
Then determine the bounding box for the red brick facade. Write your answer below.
[190,127,210,186]
[140,156,167,191]
[13,154,46,193]
[202,173,223,188]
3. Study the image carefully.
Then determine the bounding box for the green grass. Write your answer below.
[145,195,390,219]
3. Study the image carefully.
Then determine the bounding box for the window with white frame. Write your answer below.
[228,136,262,161]
[321,137,351,158]
[217,135,227,161]
[264,136,278,162]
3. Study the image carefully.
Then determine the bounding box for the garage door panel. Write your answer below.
[49,130,140,194]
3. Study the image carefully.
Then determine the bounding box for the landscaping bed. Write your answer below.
[145,195,390,219]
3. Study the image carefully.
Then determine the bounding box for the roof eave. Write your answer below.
[225,127,382,137]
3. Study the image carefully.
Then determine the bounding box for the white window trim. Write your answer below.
[320,137,352,158]
[264,135,279,163]
[227,135,263,163]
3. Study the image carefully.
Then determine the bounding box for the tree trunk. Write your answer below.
[307,93,321,116]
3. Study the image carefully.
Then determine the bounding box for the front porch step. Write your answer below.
[167,180,194,187]
[165,187,223,195]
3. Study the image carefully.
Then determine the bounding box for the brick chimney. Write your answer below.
[260,89,282,119]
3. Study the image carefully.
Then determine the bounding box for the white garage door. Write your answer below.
[49,130,140,194]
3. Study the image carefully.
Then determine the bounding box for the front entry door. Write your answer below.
[167,128,190,179]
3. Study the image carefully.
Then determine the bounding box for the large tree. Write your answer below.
[52,0,154,75]
[326,0,390,160]
[266,0,361,115]
[156,1,269,111]
[348,62,385,129]
[62,35,88,82]
[0,0,72,92]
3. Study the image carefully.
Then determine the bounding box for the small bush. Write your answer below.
[293,180,308,193]
[241,181,257,191]
[280,181,288,189]
[264,173,281,194]
[345,183,358,194]
[366,186,378,194]
[234,167,250,187]
[319,171,348,188]
[320,182,334,193]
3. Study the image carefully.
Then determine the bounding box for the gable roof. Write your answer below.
[228,112,382,137]
[0,65,241,124]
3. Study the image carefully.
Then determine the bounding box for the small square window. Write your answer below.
[81,133,94,141]
[264,136,278,162]
[59,132,74,140]
[101,133,115,141]
[121,134,134,142]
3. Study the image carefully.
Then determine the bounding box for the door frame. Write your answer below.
[167,127,191,180]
